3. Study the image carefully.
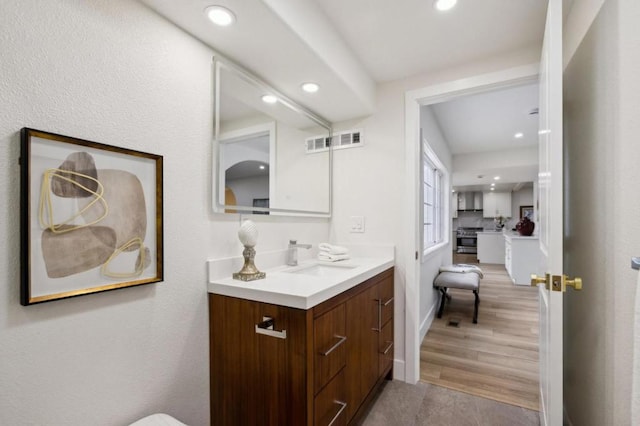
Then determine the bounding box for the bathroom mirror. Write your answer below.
[213,57,332,216]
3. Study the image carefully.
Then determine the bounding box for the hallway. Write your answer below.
[420,263,540,410]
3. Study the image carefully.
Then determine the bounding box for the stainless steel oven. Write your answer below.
[456,227,483,254]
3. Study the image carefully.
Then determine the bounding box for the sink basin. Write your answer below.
[284,263,357,277]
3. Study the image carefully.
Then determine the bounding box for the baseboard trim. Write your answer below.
[420,300,438,342]
[393,359,406,382]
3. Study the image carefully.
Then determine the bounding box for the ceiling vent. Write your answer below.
[305,129,363,154]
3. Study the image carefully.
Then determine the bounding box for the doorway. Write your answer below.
[403,64,540,389]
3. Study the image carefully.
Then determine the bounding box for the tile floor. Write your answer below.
[362,380,539,426]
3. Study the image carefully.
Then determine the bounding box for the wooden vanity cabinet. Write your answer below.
[209,267,394,426]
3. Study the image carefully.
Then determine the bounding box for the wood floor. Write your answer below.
[420,262,540,411]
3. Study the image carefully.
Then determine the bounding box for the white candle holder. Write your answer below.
[232,220,265,281]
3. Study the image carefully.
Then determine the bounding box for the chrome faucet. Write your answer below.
[286,240,312,266]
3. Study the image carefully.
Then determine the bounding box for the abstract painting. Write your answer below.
[20,128,163,305]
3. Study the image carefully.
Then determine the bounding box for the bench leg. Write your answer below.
[437,288,447,318]
[473,290,480,324]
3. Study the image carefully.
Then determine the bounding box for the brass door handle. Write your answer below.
[531,274,549,289]
[531,274,583,292]
[564,276,583,291]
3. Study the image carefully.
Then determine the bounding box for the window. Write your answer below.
[422,141,447,253]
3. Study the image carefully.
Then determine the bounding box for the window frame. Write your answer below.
[421,139,450,259]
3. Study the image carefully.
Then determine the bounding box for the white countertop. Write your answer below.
[504,232,539,240]
[207,245,394,310]
[476,230,539,240]
[208,257,394,309]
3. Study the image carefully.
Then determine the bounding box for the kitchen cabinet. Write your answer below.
[504,234,540,285]
[483,192,512,218]
[209,267,394,425]
[477,232,505,264]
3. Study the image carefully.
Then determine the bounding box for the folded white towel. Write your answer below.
[438,264,484,278]
[318,252,351,262]
[318,243,349,255]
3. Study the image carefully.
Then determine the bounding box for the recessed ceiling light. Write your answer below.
[301,82,319,93]
[491,183,495,187]
[261,95,278,104]
[259,165,265,170]
[205,6,236,27]
[452,189,456,193]
[514,132,524,138]
[434,0,457,11]
[491,188,495,191]
[494,176,500,180]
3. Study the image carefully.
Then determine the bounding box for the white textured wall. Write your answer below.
[0,1,329,425]
[419,106,453,338]
[563,5,614,424]
[616,1,640,423]
[563,0,640,424]
[563,0,607,69]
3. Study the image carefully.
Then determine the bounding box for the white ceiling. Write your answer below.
[139,0,548,188]
[433,82,540,191]
[139,0,547,123]
[431,82,539,155]
[313,0,547,83]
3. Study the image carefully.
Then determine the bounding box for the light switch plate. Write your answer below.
[350,216,365,233]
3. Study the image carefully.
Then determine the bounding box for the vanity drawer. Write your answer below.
[379,275,394,326]
[314,368,347,426]
[379,319,394,376]
[314,304,347,394]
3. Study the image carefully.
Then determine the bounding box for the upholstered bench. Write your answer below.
[433,264,483,324]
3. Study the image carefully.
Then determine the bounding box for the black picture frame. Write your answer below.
[520,205,534,220]
[20,128,163,305]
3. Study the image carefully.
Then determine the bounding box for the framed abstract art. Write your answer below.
[20,128,163,305]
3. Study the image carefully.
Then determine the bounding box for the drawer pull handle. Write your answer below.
[328,400,347,426]
[383,296,394,306]
[255,316,287,339]
[320,335,347,356]
[372,299,382,332]
[381,341,394,355]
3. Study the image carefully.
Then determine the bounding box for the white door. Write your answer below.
[535,0,572,424]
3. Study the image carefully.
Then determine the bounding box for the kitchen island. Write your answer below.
[504,233,541,285]
[477,230,505,264]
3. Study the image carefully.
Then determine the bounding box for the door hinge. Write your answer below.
[415,251,418,260]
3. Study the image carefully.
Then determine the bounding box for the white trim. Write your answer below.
[403,63,539,384]
[420,298,438,342]
[408,63,540,107]
[392,359,406,382]
[421,139,450,257]
[422,241,448,260]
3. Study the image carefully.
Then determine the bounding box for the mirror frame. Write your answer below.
[212,56,333,217]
